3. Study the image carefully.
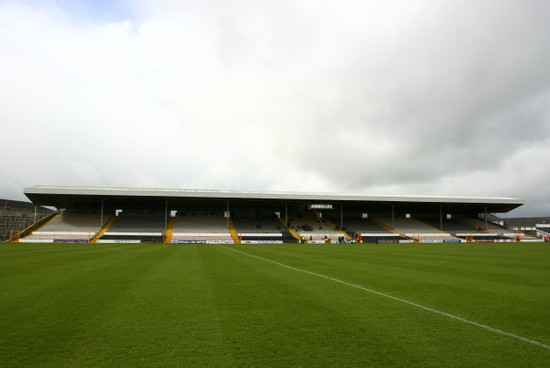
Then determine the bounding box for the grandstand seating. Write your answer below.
[13,208,531,244]
[419,218,477,233]
[451,218,517,240]
[458,218,510,233]
[232,214,281,233]
[171,214,233,243]
[100,212,165,242]
[337,218,402,243]
[21,211,103,242]
[232,214,294,243]
[0,199,52,241]
[1,214,37,241]
[289,215,341,243]
[375,217,456,242]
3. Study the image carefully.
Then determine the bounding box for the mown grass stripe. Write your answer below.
[217,244,550,351]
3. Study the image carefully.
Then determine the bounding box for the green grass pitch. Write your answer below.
[1,242,549,367]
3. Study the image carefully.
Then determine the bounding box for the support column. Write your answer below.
[484,206,488,230]
[285,202,288,226]
[440,205,443,230]
[391,205,395,230]
[226,201,230,227]
[100,199,104,227]
[340,204,343,230]
[165,199,168,230]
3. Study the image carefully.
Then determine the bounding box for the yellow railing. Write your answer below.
[279,217,300,241]
[164,217,176,243]
[228,218,240,244]
[90,215,116,243]
[324,218,352,239]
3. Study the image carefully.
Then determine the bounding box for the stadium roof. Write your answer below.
[1,198,53,213]
[23,185,524,215]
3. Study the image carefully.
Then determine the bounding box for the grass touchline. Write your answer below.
[217,244,550,351]
[1,243,549,367]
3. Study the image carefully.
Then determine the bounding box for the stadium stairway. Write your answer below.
[416,219,454,237]
[371,217,403,237]
[456,218,494,234]
[279,217,300,242]
[455,218,518,241]
[90,215,116,243]
[324,218,352,240]
[164,217,176,243]
[228,218,240,244]
[16,213,59,242]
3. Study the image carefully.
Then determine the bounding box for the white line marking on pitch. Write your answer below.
[216,245,550,351]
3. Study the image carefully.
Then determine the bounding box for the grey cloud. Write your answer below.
[1,0,549,216]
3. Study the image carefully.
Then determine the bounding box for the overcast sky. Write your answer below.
[1,0,549,217]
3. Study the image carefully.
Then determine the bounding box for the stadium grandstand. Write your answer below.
[10,185,542,244]
[0,199,54,241]
[503,217,550,241]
